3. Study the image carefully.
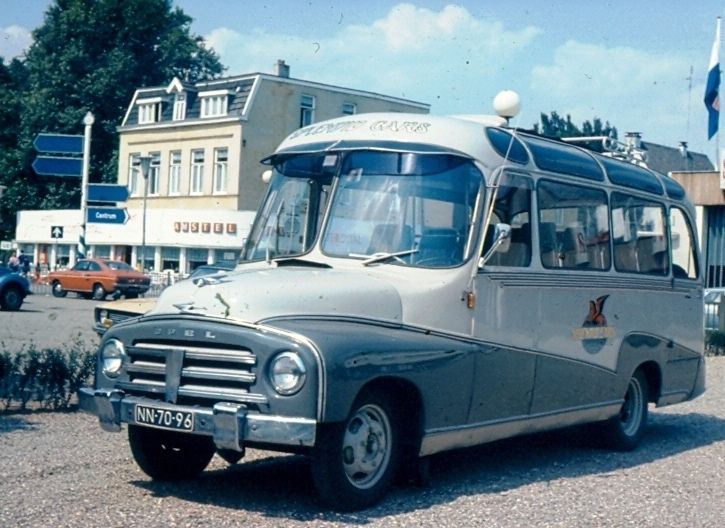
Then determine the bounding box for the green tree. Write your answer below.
[0,0,224,240]
[533,112,618,152]
[0,58,28,240]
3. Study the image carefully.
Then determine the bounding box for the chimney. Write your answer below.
[678,141,688,158]
[625,131,642,149]
[274,59,290,78]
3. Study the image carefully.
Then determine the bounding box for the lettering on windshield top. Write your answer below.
[288,119,431,140]
[369,120,431,134]
[289,120,368,139]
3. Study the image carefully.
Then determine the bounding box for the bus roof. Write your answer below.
[272,112,688,202]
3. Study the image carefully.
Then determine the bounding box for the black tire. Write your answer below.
[51,281,67,298]
[92,283,106,300]
[601,370,649,451]
[0,285,23,311]
[128,425,215,480]
[311,389,401,511]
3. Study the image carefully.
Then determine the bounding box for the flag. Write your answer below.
[705,17,721,140]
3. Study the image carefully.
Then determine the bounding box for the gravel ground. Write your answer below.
[1,358,723,528]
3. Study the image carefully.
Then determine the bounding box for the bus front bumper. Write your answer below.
[78,387,317,450]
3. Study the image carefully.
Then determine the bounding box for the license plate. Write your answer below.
[135,404,194,431]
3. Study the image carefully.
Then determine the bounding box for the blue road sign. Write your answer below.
[32,156,83,177]
[34,133,84,154]
[87,184,129,203]
[87,207,128,224]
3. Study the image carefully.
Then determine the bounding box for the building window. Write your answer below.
[300,94,315,127]
[213,148,228,194]
[191,149,204,194]
[161,246,180,273]
[137,98,161,124]
[186,247,209,273]
[148,152,161,195]
[200,94,228,118]
[93,245,111,259]
[129,154,141,196]
[342,102,357,115]
[214,249,239,264]
[168,150,181,195]
[173,93,186,121]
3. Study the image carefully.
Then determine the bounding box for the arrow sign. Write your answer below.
[51,226,64,239]
[34,133,84,154]
[87,207,128,224]
[87,184,129,203]
[32,156,82,177]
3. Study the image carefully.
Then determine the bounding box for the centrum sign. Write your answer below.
[87,206,128,224]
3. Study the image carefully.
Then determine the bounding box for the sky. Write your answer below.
[2,0,725,162]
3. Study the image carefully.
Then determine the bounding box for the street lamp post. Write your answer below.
[138,155,152,271]
[78,111,94,260]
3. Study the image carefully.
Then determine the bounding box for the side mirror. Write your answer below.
[480,223,512,265]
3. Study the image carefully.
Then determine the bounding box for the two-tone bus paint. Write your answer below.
[79,112,705,511]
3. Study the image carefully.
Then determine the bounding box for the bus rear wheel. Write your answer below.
[601,369,648,451]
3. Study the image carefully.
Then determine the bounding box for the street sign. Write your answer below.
[87,184,129,203]
[32,156,83,177]
[0,241,12,250]
[33,134,84,154]
[51,226,64,239]
[87,207,128,224]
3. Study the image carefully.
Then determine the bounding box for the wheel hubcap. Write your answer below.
[342,403,391,489]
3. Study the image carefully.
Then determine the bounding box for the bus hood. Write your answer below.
[148,265,403,323]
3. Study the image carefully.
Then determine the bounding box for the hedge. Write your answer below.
[0,338,95,413]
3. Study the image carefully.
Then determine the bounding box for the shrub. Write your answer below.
[0,338,95,413]
[705,330,725,356]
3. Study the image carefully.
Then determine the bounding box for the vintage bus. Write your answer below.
[80,101,705,510]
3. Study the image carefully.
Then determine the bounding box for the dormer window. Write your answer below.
[173,93,187,121]
[200,90,231,118]
[137,97,162,124]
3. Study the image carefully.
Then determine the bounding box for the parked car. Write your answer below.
[48,258,151,300]
[0,265,32,311]
[92,261,236,335]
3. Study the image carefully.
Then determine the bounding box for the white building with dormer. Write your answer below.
[14,61,429,274]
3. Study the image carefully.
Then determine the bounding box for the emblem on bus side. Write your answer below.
[572,295,615,353]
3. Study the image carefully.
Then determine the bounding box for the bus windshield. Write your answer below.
[243,150,484,268]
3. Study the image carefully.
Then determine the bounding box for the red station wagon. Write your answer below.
[48,258,151,300]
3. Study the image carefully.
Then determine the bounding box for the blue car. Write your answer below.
[0,265,32,311]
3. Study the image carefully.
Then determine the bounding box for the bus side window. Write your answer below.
[483,173,532,267]
[611,192,668,275]
[537,180,610,270]
[670,207,699,279]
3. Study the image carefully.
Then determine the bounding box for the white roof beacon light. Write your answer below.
[492,90,521,125]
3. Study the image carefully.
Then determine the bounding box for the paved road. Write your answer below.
[1,290,122,352]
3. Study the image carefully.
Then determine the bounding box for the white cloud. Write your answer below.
[205,3,541,108]
[530,40,697,146]
[0,25,32,62]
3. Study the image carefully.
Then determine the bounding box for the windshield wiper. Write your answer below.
[350,249,419,266]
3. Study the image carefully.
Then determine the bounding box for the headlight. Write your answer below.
[269,351,306,395]
[101,338,126,378]
[98,309,112,328]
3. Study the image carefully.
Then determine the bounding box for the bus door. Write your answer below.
[469,172,536,424]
